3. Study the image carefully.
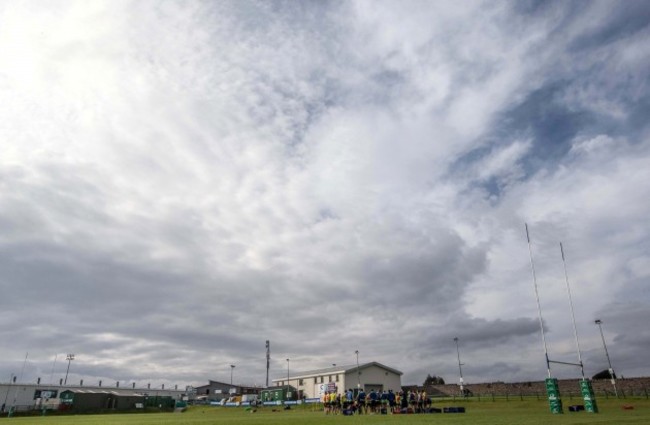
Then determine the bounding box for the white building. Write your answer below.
[271,361,402,399]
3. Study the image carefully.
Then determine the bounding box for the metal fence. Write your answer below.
[433,387,650,402]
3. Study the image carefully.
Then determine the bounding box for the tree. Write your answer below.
[423,374,445,386]
[592,369,616,380]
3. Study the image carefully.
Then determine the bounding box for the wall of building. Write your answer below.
[348,364,401,393]
[276,372,343,399]
[279,367,402,399]
[194,382,234,400]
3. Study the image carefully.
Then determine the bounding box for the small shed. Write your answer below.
[60,389,109,411]
[144,394,175,409]
[110,392,145,409]
[260,386,296,402]
[59,389,145,411]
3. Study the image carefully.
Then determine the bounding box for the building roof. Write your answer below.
[205,380,232,387]
[272,361,402,382]
[61,389,143,396]
[195,380,261,391]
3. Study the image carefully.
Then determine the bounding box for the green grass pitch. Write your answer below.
[5,398,650,424]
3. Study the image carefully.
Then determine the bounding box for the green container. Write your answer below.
[261,388,290,402]
[144,395,175,408]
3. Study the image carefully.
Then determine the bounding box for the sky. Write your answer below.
[1,0,649,390]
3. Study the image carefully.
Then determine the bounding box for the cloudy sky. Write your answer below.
[1,0,649,389]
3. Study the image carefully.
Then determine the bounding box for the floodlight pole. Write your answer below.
[10,353,28,415]
[49,354,58,385]
[230,364,235,385]
[64,354,75,385]
[595,319,618,397]
[265,340,270,388]
[355,350,361,389]
[286,358,290,401]
[2,374,13,412]
[454,337,464,394]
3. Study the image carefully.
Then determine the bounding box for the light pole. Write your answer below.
[595,319,618,397]
[355,350,361,389]
[286,358,290,401]
[230,365,235,385]
[64,354,75,385]
[453,338,464,395]
[266,340,270,388]
[2,374,13,412]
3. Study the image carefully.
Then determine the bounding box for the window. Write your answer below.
[336,375,339,382]
[328,375,332,383]
[314,378,317,384]
[320,376,324,383]
[299,379,304,386]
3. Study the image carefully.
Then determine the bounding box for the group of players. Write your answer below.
[321,388,430,414]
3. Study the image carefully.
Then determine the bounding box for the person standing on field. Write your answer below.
[356,388,366,414]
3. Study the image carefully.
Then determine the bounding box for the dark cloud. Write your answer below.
[416,316,541,355]
[568,1,650,52]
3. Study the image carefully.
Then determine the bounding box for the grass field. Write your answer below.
[4,398,650,425]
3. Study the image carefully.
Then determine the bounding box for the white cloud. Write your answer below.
[474,139,532,183]
[1,0,648,387]
[570,134,617,155]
